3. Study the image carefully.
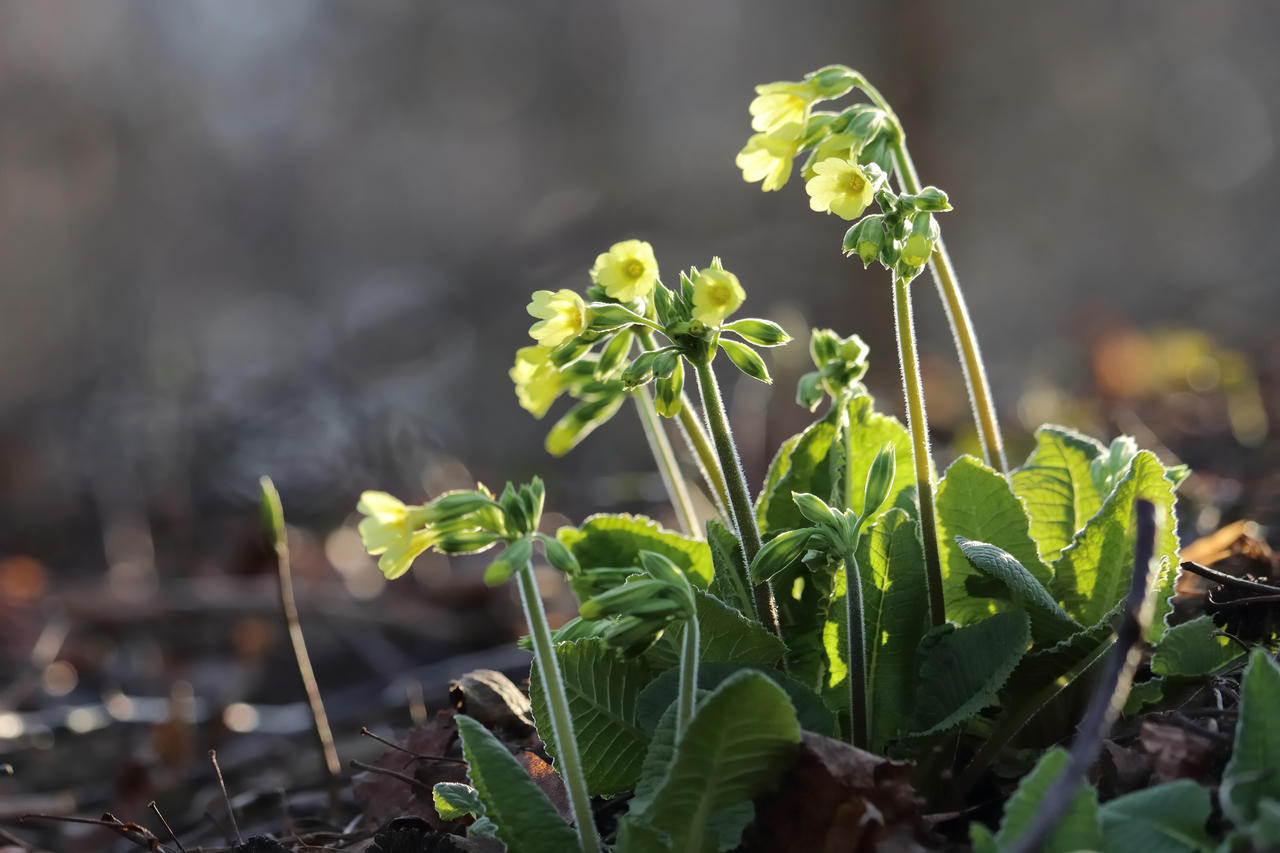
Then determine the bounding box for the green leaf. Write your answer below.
[433,782,484,821]
[629,672,801,853]
[836,395,914,522]
[454,715,580,853]
[1151,615,1244,677]
[936,456,1051,625]
[1010,425,1105,564]
[824,509,929,749]
[645,590,785,670]
[545,393,626,456]
[909,612,1030,736]
[1124,677,1165,715]
[1222,650,1280,824]
[999,602,1119,710]
[957,538,1081,645]
[994,747,1101,853]
[634,662,836,738]
[705,518,754,616]
[528,639,656,796]
[755,404,841,537]
[1049,451,1179,638]
[558,513,713,589]
[1098,780,1214,853]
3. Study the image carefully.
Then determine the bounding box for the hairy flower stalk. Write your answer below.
[694,360,779,635]
[852,74,1007,473]
[632,382,701,538]
[842,547,870,748]
[516,554,601,853]
[894,276,946,626]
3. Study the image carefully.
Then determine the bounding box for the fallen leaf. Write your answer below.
[1138,721,1216,782]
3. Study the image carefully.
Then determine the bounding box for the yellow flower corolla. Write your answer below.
[691,260,745,327]
[802,132,858,180]
[357,491,435,579]
[749,80,821,138]
[806,158,877,220]
[509,345,564,418]
[736,133,801,192]
[589,240,659,303]
[527,288,587,348]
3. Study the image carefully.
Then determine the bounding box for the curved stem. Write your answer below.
[635,328,732,518]
[517,561,601,853]
[893,277,945,627]
[632,384,701,538]
[853,75,1007,473]
[677,616,700,741]
[843,548,870,749]
[693,360,779,635]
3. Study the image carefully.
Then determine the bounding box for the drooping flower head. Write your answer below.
[749,80,821,138]
[527,288,587,348]
[806,158,878,220]
[691,258,745,327]
[735,133,802,192]
[589,239,659,303]
[509,344,564,418]
[357,491,435,579]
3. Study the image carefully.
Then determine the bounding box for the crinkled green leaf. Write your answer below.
[1000,602,1119,710]
[1049,451,1179,639]
[993,747,1101,853]
[1124,677,1166,715]
[634,662,836,737]
[1151,615,1244,677]
[645,590,785,670]
[528,638,655,796]
[433,782,484,822]
[909,612,1030,736]
[558,513,712,589]
[629,672,801,853]
[755,403,841,537]
[1222,650,1280,824]
[1010,425,1105,564]
[1098,780,1213,853]
[957,538,1081,646]
[454,715,579,853]
[824,508,929,749]
[936,455,1050,624]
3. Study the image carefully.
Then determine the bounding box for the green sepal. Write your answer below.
[718,338,772,384]
[595,329,632,380]
[749,527,816,584]
[621,349,663,388]
[483,537,531,587]
[588,301,648,332]
[654,360,684,417]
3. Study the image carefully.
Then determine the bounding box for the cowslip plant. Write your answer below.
[346,64,1244,852]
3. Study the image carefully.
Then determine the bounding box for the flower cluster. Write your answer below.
[509,239,790,451]
[356,479,545,580]
[737,65,954,283]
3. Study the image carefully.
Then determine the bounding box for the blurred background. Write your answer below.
[1,0,1278,846]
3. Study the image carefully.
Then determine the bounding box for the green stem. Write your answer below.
[693,360,779,636]
[635,328,731,517]
[632,384,701,538]
[677,616,700,741]
[843,549,869,749]
[516,560,600,853]
[893,276,945,627]
[852,76,1007,473]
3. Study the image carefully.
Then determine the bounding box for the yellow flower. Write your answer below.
[801,132,858,180]
[527,288,587,348]
[749,80,820,138]
[736,133,801,191]
[805,158,877,220]
[691,259,745,327]
[589,240,659,303]
[357,491,435,579]
[509,345,564,418]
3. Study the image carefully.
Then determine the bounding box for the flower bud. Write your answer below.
[861,446,897,523]
[719,339,772,384]
[908,186,951,212]
[749,527,816,583]
[435,530,502,555]
[621,350,661,387]
[483,537,532,587]
[654,360,684,418]
[723,318,791,347]
[901,213,937,268]
[796,371,824,412]
[793,491,838,527]
[422,490,498,525]
[541,535,580,574]
[842,215,886,268]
